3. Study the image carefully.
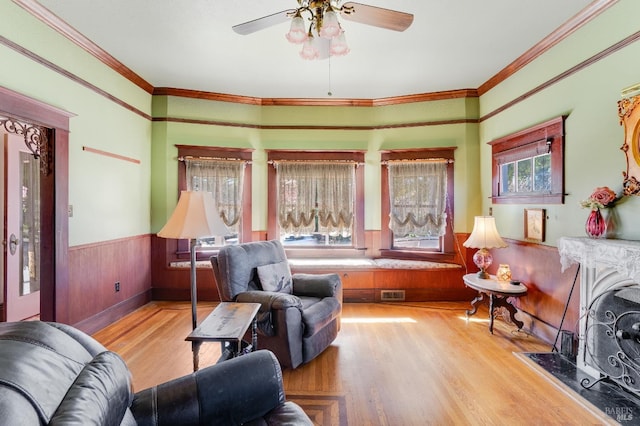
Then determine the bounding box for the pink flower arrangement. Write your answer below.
[580,186,618,210]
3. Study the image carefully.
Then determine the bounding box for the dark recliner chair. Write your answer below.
[0,321,312,425]
[211,240,342,369]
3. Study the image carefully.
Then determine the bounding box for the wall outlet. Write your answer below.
[115,281,120,292]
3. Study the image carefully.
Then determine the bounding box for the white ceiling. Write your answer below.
[36,0,594,99]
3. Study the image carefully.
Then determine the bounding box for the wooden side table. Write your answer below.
[463,273,527,334]
[186,302,261,371]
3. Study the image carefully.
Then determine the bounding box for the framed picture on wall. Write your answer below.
[524,208,545,242]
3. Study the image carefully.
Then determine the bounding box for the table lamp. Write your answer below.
[463,216,507,279]
[158,191,228,330]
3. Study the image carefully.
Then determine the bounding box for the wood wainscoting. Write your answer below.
[151,234,220,301]
[69,234,152,334]
[290,265,474,303]
[490,238,580,345]
[151,233,476,304]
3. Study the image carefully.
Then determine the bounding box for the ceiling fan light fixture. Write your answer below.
[234,2,413,61]
[300,36,321,60]
[319,9,341,39]
[286,14,308,44]
[329,30,349,56]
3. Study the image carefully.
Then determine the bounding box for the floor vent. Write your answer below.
[380,290,405,301]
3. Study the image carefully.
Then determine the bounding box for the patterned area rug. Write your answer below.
[286,393,347,426]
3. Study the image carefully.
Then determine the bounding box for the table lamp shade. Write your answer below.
[158,191,228,240]
[463,216,507,279]
[463,216,507,249]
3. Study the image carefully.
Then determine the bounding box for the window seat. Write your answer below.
[288,258,468,303]
[288,258,461,270]
[169,257,471,303]
[169,257,462,270]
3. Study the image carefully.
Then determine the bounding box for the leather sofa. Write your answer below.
[0,321,312,425]
[211,240,342,369]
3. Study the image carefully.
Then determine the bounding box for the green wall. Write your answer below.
[151,96,480,234]
[3,0,639,249]
[0,0,152,247]
[480,0,640,245]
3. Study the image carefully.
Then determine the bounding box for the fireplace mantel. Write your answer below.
[558,237,640,283]
[559,236,640,386]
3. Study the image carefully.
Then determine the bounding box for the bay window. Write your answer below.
[277,161,354,246]
[185,158,245,247]
[267,150,365,251]
[381,148,456,260]
[174,145,252,259]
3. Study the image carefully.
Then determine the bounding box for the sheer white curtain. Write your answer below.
[186,159,245,232]
[276,161,354,235]
[388,160,448,237]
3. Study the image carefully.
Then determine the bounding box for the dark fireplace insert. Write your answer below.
[583,284,640,399]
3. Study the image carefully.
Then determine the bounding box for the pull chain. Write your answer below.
[328,56,333,96]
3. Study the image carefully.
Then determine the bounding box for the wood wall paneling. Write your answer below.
[489,239,579,344]
[68,234,152,333]
[150,235,220,302]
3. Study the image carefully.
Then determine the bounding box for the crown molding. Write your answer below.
[153,87,478,106]
[12,0,154,94]
[478,0,618,95]
[13,0,618,105]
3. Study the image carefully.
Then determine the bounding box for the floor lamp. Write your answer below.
[158,191,228,331]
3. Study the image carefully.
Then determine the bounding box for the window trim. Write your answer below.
[173,145,253,260]
[380,148,456,261]
[267,150,366,256]
[489,116,566,204]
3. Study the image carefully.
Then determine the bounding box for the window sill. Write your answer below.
[491,192,564,204]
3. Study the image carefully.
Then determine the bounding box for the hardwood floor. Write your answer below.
[93,301,613,425]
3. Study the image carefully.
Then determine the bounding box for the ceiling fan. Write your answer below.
[233,1,414,60]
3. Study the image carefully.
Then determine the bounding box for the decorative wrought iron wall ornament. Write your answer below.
[0,115,50,176]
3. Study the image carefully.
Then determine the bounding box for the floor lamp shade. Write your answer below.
[463,216,507,279]
[158,191,228,240]
[157,191,228,333]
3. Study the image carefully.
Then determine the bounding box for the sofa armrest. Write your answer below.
[292,273,342,298]
[131,351,295,426]
[236,291,302,310]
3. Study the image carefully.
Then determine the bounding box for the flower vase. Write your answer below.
[585,208,607,239]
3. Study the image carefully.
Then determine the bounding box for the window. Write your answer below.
[267,150,365,251]
[489,116,565,204]
[185,158,245,247]
[277,161,354,246]
[499,153,551,195]
[175,145,252,259]
[381,148,456,260]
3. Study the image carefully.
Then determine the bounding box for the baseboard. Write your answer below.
[514,352,620,425]
[152,287,220,301]
[74,290,152,335]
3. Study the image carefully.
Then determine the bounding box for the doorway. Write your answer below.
[4,132,41,321]
[0,86,71,324]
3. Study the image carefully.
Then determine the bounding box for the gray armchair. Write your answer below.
[211,240,342,369]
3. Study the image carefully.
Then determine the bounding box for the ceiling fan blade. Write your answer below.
[341,2,414,32]
[233,10,295,35]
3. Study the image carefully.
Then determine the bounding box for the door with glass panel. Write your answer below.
[4,133,40,321]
